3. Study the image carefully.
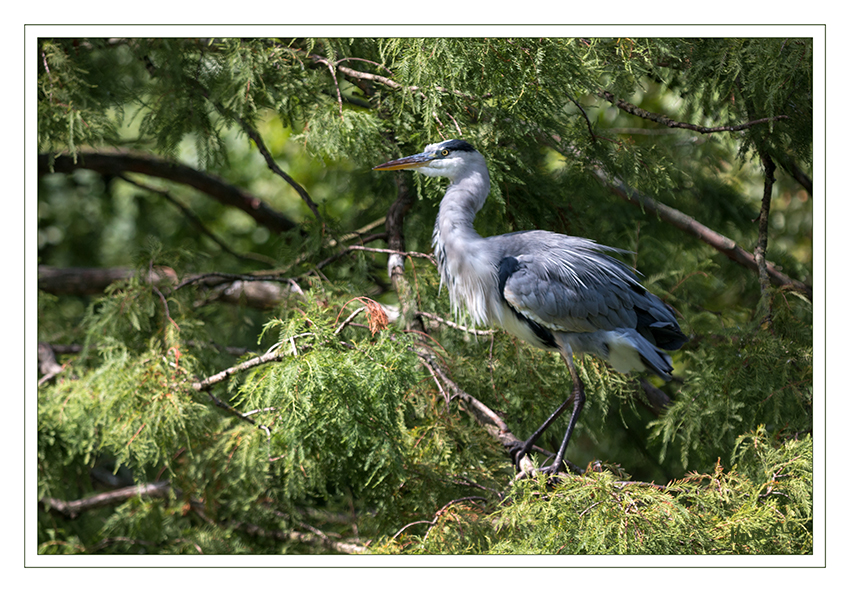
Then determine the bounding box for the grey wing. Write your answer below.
[494,231,685,345]
[500,248,641,335]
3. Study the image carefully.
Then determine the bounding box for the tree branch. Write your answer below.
[39,151,298,234]
[599,90,789,134]
[755,152,778,323]
[37,342,65,385]
[140,47,324,226]
[782,159,813,196]
[286,46,492,103]
[227,113,324,224]
[38,265,177,295]
[415,349,581,475]
[590,167,812,300]
[41,480,367,553]
[118,174,276,266]
[41,481,171,519]
[192,345,289,392]
[385,173,426,333]
[228,519,367,554]
[417,311,497,336]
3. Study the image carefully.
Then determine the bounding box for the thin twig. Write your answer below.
[417,311,497,336]
[41,481,171,518]
[417,350,510,436]
[243,407,278,417]
[346,244,436,264]
[422,356,451,410]
[233,114,323,223]
[192,346,288,391]
[334,56,394,76]
[316,56,344,119]
[227,518,368,553]
[578,501,603,518]
[118,174,276,266]
[175,272,296,291]
[392,497,486,541]
[423,497,487,541]
[754,151,777,327]
[391,519,435,541]
[567,93,596,142]
[599,90,789,134]
[285,46,492,103]
[150,260,178,332]
[335,306,365,335]
[183,74,324,224]
[590,166,812,300]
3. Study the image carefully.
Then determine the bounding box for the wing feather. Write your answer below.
[495,231,649,335]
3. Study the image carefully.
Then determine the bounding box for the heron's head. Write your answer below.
[373,139,484,181]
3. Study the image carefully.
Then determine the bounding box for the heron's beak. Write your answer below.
[373,151,437,171]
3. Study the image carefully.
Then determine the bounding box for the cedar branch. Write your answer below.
[39,151,298,234]
[599,90,789,134]
[590,167,812,300]
[754,151,778,322]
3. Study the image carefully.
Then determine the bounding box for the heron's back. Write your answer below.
[487,230,686,375]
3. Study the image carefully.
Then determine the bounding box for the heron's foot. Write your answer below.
[507,440,533,470]
[536,462,569,478]
[508,442,565,477]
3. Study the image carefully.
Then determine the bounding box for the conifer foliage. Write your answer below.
[37,37,813,555]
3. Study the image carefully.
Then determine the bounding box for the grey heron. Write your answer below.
[374,139,686,475]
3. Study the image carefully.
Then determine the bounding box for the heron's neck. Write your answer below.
[435,168,490,239]
[432,168,495,326]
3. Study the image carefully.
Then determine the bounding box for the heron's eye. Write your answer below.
[441,149,450,156]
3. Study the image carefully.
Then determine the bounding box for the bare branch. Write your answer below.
[228,113,324,224]
[41,480,367,554]
[227,518,367,554]
[285,46,492,103]
[416,350,511,443]
[39,151,298,234]
[37,342,65,386]
[118,174,276,266]
[754,152,778,323]
[192,345,288,392]
[392,496,487,542]
[346,244,436,265]
[782,159,813,196]
[416,337,584,475]
[38,265,176,296]
[567,93,597,142]
[174,272,297,291]
[599,90,789,134]
[417,311,497,336]
[590,167,812,300]
[41,481,171,518]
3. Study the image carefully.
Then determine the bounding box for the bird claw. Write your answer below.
[508,441,570,478]
[536,463,568,478]
[507,440,532,469]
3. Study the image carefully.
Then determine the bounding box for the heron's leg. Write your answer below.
[510,352,584,472]
[509,394,573,466]
[543,352,585,474]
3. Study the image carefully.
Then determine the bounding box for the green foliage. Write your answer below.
[374,427,812,554]
[232,312,418,507]
[38,40,126,157]
[651,290,813,469]
[37,37,813,555]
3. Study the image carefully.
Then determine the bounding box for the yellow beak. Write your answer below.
[373,151,437,171]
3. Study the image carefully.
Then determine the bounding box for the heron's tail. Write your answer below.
[606,329,674,381]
